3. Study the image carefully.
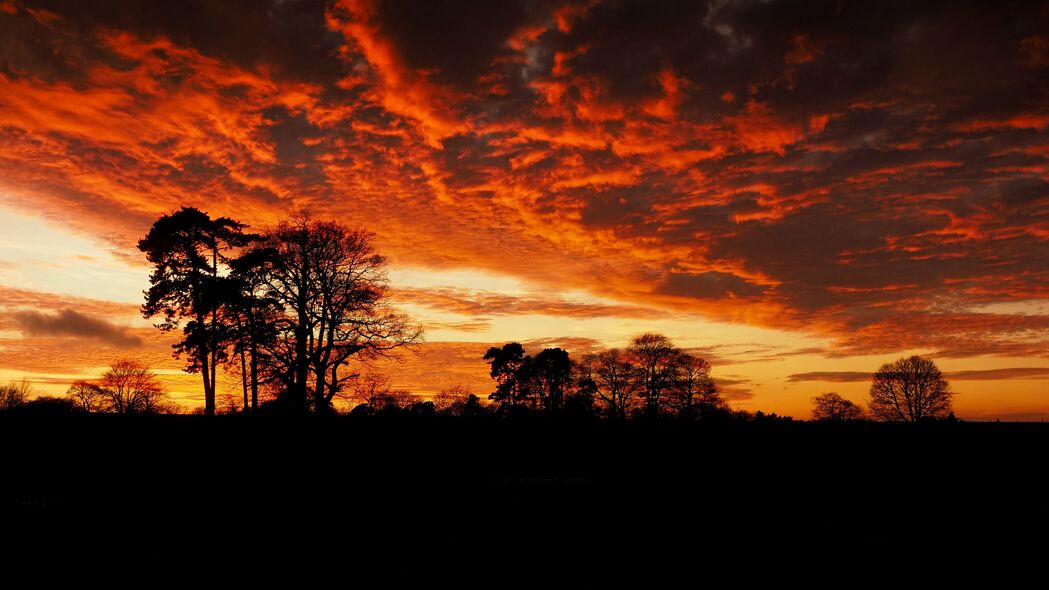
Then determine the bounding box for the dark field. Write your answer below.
[3,416,1047,567]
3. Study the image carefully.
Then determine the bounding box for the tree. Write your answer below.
[432,384,471,414]
[345,371,393,410]
[668,353,724,419]
[868,355,953,422]
[627,333,680,417]
[0,379,32,411]
[529,348,572,411]
[251,214,422,412]
[139,206,250,415]
[811,392,864,421]
[588,349,640,420]
[22,396,80,414]
[483,342,530,409]
[98,359,169,414]
[67,380,109,412]
[225,248,281,412]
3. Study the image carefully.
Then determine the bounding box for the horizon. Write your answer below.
[1,0,1047,420]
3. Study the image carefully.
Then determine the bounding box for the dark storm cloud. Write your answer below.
[4,0,347,83]
[656,271,766,300]
[13,308,142,347]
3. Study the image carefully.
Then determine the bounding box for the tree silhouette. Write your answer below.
[67,380,108,412]
[811,392,864,421]
[98,359,169,414]
[668,353,723,419]
[0,380,32,411]
[484,342,530,409]
[587,349,640,419]
[868,355,953,422]
[432,384,471,414]
[139,206,250,415]
[225,247,281,412]
[529,348,572,411]
[250,214,422,412]
[345,371,393,410]
[628,333,679,417]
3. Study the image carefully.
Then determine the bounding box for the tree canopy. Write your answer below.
[868,355,953,422]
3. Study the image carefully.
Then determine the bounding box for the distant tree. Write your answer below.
[345,372,393,410]
[811,392,864,421]
[529,348,572,411]
[407,401,436,416]
[590,349,640,419]
[450,394,487,417]
[218,393,242,415]
[432,384,471,414]
[484,342,530,409]
[668,353,724,419]
[868,356,953,422]
[139,206,251,415]
[99,359,168,415]
[67,380,109,412]
[628,333,680,417]
[0,379,32,411]
[381,389,416,411]
[250,214,421,412]
[21,396,80,414]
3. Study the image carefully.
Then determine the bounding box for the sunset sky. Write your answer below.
[1,0,1047,419]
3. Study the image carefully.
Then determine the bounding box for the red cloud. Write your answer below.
[0,0,1046,376]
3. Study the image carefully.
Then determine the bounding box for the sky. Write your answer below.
[0,0,1047,419]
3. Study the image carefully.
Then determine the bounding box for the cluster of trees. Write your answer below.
[0,359,179,415]
[484,333,728,420]
[137,207,421,415]
[0,380,32,411]
[811,355,955,423]
[66,359,178,414]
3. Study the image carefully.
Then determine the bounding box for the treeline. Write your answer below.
[1,206,960,423]
[480,333,730,420]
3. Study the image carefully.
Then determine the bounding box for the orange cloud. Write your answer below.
[0,0,1047,416]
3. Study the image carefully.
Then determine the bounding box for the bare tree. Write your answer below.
[668,353,724,418]
[344,371,392,410]
[99,359,168,415]
[589,349,640,420]
[253,214,422,413]
[627,333,680,417]
[0,379,32,411]
[218,393,242,414]
[432,384,471,414]
[67,380,109,412]
[868,355,953,422]
[811,392,864,421]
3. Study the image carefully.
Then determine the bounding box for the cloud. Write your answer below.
[788,367,1049,383]
[945,368,1049,381]
[0,0,1046,366]
[12,308,142,347]
[425,319,493,333]
[394,287,663,319]
[786,371,872,383]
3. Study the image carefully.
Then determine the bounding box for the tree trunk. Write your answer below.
[240,346,248,413]
[250,344,259,411]
[201,349,214,415]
